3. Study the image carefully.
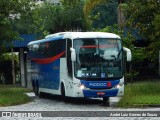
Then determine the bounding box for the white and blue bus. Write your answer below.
[27,32,131,102]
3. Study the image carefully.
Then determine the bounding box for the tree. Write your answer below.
[61,0,87,31]
[83,0,107,30]
[0,0,35,85]
[91,0,118,29]
[83,0,106,18]
[0,52,19,85]
[122,0,160,62]
[12,3,38,34]
[0,0,35,52]
[29,1,88,34]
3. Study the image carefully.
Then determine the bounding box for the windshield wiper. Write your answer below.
[117,48,123,60]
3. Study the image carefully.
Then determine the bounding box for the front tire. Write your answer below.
[61,83,68,102]
[61,83,65,97]
[103,97,110,106]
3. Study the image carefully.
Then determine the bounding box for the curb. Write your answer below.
[133,104,160,108]
[25,92,36,97]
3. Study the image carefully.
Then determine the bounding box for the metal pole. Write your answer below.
[20,48,26,87]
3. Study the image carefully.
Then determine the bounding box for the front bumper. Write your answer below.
[83,89,118,98]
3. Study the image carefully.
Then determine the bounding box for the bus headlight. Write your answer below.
[114,82,124,89]
[74,83,86,89]
[80,84,85,90]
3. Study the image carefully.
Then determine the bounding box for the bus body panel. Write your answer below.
[39,88,61,95]
[37,59,60,90]
[31,59,61,95]
[60,58,75,97]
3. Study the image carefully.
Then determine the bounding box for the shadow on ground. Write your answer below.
[36,93,120,107]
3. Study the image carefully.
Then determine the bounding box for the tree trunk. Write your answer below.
[12,48,16,85]
[118,0,125,28]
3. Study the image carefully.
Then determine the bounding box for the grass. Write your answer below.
[1,82,160,107]
[0,85,32,106]
[118,81,160,107]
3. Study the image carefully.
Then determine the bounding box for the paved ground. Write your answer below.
[0,92,160,120]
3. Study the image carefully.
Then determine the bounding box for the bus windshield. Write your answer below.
[74,38,123,79]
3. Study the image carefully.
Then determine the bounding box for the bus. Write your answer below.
[27,32,131,103]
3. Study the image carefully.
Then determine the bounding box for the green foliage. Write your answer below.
[122,0,160,62]
[83,0,110,30]
[1,0,95,40]
[27,1,88,34]
[118,81,160,107]
[91,0,118,29]
[62,0,87,31]
[0,0,35,54]
[0,0,117,38]
[0,53,18,63]
[133,47,146,63]
[125,71,139,81]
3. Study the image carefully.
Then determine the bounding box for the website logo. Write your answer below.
[2,112,11,117]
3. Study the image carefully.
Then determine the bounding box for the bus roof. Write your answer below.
[28,32,121,45]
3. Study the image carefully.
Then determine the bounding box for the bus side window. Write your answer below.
[48,41,56,58]
[67,39,73,78]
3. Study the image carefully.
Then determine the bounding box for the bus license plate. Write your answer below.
[97,92,105,95]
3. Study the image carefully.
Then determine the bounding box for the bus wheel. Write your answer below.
[61,83,65,97]
[34,82,43,98]
[103,97,110,106]
[34,81,39,96]
[61,83,68,102]
[32,80,35,93]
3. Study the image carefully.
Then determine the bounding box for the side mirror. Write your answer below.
[123,47,132,61]
[70,47,76,61]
